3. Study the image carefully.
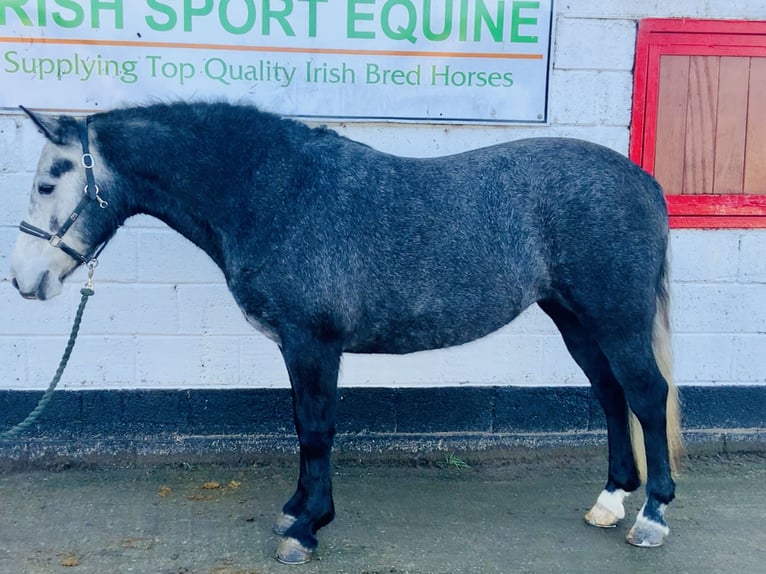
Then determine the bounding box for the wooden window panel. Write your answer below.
[653,56,689,197]
[683,55,719,196]
[744,58,766,195]
[631,19,766,228]
[713,57,749,195]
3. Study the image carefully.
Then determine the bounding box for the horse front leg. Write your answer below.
[274,333,341,565]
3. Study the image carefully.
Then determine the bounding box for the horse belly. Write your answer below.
[345,295,528,354]
[343,245,546,354]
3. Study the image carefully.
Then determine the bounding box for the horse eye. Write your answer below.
[38,183,55,195]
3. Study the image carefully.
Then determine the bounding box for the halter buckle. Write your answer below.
[95,190,109,209]
[84,183,109,208]
[81,153,95,169]
[49,235,62,248]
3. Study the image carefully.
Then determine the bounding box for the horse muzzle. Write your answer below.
[10,269,62,301]
[11,271,61,301]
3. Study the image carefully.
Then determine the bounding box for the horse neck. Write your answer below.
[93,107,295,269]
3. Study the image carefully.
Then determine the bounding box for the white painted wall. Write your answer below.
[2,0,766,391]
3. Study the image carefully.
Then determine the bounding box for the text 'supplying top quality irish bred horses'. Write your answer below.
[10,102,682,565]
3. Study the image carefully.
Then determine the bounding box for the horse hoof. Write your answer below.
[273,513,297,536]
[626,516,669,547]
[585,489,627,528]
[276,537,314,565]
[585,503,620,528]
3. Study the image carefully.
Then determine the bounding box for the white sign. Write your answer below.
[0,1,553,123]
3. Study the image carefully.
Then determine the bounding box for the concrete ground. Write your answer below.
[0,450,764,574]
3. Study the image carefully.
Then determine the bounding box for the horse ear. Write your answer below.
[19,106,78,145]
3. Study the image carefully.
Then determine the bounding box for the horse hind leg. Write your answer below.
[539,300,640,529]
[597,316,681,548]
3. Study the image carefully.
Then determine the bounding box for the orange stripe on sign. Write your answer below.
[0,36,543,60]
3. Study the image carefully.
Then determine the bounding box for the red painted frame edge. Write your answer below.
[630,18,766,229]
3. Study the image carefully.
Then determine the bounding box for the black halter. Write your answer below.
[19,116,110,265]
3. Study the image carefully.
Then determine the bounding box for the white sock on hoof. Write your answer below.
[585,488,628,527]
[627,502,669,547]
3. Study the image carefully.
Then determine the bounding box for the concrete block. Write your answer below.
[138,230,225,284]
[673,334,734,384]
[495,386,591,432]
[123,214,167,229]
[20,119,46,173]
[0,337,26,388]
[239,336,290,387]
[176,284,252,336]
[0,173,33,225]
[503,305,559,335]
[672,283,766,333]
[341,351,443,387]
[679,385,766,429]
[395,387,493,433]
[441,334,541,385]
[0,286,75,335]
[554,18,636,71]
[187,389,292,433]
[549,69,633,126]
[26,335,136,390]
[732,335,766,383]
[540,335,588,385]
[738,231,766,283]
[559,0,766,20]
[61,231,140,285]
[136,336,241,387]
[198,336,247,387]
[77,284,179,335]
[670,230,739,283]
[337,387,396,433]
[0,117,22,174]
[0,228,16,282]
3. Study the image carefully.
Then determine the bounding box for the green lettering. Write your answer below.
[91,0,123,29]
[52,0,84,28]
[184,0,213,32]
[511,0,538,43]
[458,0,468,41]
[423,0,452,42]
[0,0,32,26]
[36,0,45,25]
[347,0,374,40]
[219,0,256,34]
[262,0,294,36]
[381,0,416,43]
[298,0,327,37]
[474,0,504,42]
[145,0,176,31]
[4,49,20,72]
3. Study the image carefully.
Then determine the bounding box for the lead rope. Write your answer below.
[0,263,97,439]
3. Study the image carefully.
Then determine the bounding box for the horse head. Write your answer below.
[11,108,115,300]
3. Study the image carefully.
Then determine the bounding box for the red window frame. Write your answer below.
[630,18,766,228]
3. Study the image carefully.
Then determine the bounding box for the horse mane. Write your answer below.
[95,100,340,147]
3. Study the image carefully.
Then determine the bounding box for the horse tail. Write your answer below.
[630,250,683,482]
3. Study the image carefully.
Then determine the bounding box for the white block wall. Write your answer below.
[2,0,766,391]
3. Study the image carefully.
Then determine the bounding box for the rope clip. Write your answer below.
[84,259,99,293]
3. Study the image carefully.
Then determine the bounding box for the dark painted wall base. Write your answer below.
[0,386,763,464]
